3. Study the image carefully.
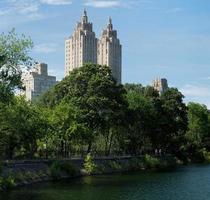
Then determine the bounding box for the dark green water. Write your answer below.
[1,165,210,200]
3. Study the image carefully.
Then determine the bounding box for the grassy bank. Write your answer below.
[0,155,178,191]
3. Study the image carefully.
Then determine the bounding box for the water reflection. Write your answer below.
[1,165,210,200]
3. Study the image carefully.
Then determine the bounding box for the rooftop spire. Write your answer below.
[82,9,88,23]
[107,16,113,31]
[84,9,87,17]
[109,17,112,24]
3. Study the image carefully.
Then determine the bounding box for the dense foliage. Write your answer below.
[1,30,210,164]
[0,29,33,103]
[0,30,33,168]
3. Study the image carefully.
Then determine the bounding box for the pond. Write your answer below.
[1,165,210,200]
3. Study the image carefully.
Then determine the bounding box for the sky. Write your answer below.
[0,0,210,107]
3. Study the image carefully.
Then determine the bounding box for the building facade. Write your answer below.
[98,18,122,83]
[65,10,122,84]
[65,10,97,76]
[152,78,168,94]
[22,63,56,101]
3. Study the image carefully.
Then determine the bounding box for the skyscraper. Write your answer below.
[65,11,122,84]
[152,78,168,94]
[98,18,122,83]
[65,10,97,76]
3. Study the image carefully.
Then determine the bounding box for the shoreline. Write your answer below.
[0,155,178,191]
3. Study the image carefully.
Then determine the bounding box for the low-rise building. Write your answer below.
[22,63,56,101]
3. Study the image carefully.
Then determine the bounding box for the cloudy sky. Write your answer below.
[0,0,210,107]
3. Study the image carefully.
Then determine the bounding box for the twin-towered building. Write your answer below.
[22,10,122,102]
[65,10,122,83]
[22,11,168,102]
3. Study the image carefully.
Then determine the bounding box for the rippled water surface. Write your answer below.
[1,165,210,200]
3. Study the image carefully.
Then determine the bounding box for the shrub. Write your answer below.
[195,148,210,163]
[203,151,210,163]
[107,160,122,170]
[0,176,3,190]
[144,154,161,169]
[0,175,16,190]
[129,158,144,170]
[14,172,26,183]
[24,171,37,181]
[0,163,2,174]
[61,162,78,176]
[84,154,97,174]
[50,161,78,179]
[50,161,63,179]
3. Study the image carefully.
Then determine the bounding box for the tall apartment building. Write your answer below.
[22,63,56,101]
[65,10,97,76]
[65,10,122,84]
[98,18,122,83]
[152,78,168,94]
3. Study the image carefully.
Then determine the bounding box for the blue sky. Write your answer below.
[1,0,210,107]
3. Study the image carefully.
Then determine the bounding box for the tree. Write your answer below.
[124,84,159,155]
[160,88,188,155]
[0,30,33,162]
[186,103,209,158]
[40,64,128,155]
[0,97,48,159]
[46,100,89,157]
[0,29,33,103]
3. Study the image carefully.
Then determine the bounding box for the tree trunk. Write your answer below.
[87,141,92,154]
[107,131,114,156]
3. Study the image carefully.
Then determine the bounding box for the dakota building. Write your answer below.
[65,10,122,83]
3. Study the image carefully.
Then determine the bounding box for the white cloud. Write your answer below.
[83,0,139,8]
[84,0,121,8]
[0,8,12,16]
[40,0,72,5]
[34,43,57,53]
[0,0,43,22]
[0,0,73,27]
[180,84,210,97]
[8,0,40,14]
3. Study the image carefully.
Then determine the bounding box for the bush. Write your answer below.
[61,162,78,176]
[195,148,210,163]
[50,161,78,179]
[144,154,161,169]
[84,154,97,174]
[0,175,16,190]
[203,151,210,163]
[107,160,122,170]
[129,158,144,170]
[14,172,26,183]
[4,176,16,189]
[50,161,61,179]
[0,176,3,190]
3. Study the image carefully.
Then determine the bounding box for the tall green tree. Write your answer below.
[186,102,209,158]
[40,64,128,154]
[0,29,33,103]
[0,30,33,163]
[46,101,89,157]
[124,84,159,154]
[160,88,188,155]
[1,97,48,159]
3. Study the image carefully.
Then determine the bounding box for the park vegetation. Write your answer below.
[1,30,210,176]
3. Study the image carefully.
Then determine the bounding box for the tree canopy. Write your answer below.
[1,30,210,163]
[0,29,33,103]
